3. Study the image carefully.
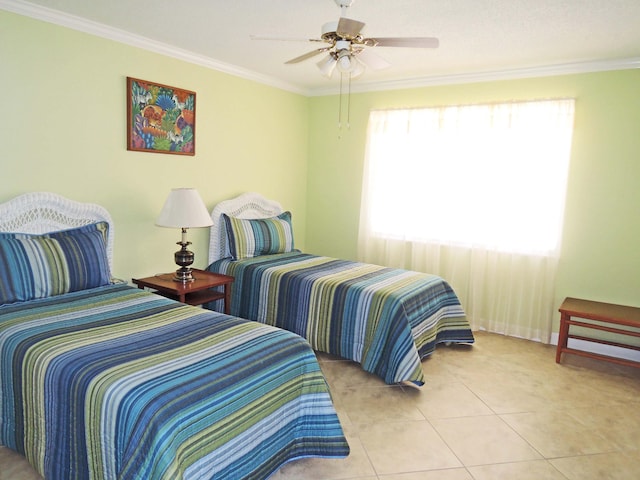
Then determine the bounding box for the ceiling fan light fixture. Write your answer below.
[335,48,364,77]
[336,50,352,72]
[316,53,337,78]
[335,41,356,73]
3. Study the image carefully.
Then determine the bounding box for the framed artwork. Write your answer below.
[127,77,196,155]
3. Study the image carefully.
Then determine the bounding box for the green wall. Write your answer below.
[3,9,639,336]
[0,11,309,280]
[307,71,640,328]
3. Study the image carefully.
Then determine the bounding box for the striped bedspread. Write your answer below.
[0,283,348,480]
[206,252,474,385]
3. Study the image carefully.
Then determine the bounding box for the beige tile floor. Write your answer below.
[2,331,640,479]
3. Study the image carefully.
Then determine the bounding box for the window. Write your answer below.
[359,98,576,342]
[361,99,575,255]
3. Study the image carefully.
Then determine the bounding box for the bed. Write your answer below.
[0,192,348,480]
[205,192,474,386]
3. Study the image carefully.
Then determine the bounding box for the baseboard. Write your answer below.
[550,332,640,363]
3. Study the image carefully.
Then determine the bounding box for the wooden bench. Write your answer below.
[556,297,640,368]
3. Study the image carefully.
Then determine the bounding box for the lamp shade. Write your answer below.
[336,50,352,73]
[156,188,213,228]
[316,53,337,78]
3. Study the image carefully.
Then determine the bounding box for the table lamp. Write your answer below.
[156,188,213,282]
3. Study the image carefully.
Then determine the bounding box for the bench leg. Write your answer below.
[556,312,570,363]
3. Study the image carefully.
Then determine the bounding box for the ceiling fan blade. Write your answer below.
[356,49,391,70]
[285,48,330,64]
[336,17,365,38]
[369,37,440,48]
[250,34,324,43]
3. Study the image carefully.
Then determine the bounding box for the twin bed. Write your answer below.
[206,192,474,386]
[0,192,348,480]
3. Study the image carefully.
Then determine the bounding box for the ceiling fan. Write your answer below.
[253,0,439,79]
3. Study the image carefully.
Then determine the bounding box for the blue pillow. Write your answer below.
[0,222,111,304]
[223,212,294,260]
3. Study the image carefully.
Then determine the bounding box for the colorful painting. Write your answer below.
[127,77,196,155]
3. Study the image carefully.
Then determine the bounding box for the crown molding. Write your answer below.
[0,0,307,95]
[3,0,639,98]
[308,57,640,96]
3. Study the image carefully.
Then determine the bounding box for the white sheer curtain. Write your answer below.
[358,99,575,342]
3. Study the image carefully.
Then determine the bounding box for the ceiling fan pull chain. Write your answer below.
[338,72,344,132]
[347,73,352,130]
[337,72,352,137]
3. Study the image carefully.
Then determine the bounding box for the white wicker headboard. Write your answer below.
[208,192,283,264]
[0,192,115,271]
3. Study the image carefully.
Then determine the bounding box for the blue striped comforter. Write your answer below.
[0,283,348,479]
[206,252,474,385]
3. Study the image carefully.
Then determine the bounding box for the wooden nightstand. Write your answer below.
[132,269,234,314]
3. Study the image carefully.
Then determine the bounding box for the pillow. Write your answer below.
[0,222,111,305]
[223,211,294,260]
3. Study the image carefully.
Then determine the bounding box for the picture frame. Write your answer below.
[126,77,196,155]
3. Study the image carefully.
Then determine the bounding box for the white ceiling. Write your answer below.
[5,0,640,95]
